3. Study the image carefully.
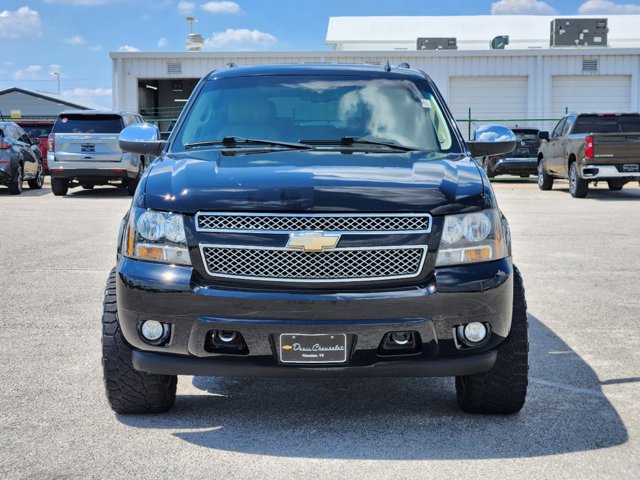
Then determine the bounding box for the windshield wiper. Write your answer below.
[300,136,422,152]
[185,136,315,150]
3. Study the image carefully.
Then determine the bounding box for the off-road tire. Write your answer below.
[569,162,588,198]
[51,178,69,196]
[8,164,23,195]
[607,180,625,191]
[28,163,44,189]
[455,266,529,414]
[102,268,177,414]
[537,159,553,190]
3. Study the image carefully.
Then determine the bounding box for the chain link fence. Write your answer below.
[456,116,561,141]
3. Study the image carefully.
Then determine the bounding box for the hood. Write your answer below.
[142,150,487,215]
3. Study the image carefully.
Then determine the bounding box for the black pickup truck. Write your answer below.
[102,64,528,415]
[537,113,640,197]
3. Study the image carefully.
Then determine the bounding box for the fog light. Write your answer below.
[390,332,411,345]
[217,331,237,343]
[457,322,489,347]
[140,320,169,343]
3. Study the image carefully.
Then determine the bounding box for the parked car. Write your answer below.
[0,121,44,194]
[16,121,53,173]
[47,110,146,196]
[481,128,540,178]
[103,63,527,415]
[537,113,640,197]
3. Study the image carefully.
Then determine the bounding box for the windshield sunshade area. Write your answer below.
[53,115,124,134]
[174,75,461,153]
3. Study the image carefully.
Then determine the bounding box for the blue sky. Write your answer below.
[1,0,639,107]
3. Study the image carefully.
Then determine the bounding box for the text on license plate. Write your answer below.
[279,333,347,364]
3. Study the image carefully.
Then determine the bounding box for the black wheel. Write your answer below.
[51,178,69,196]
[482,158,495,179]
[8,164,23,195]
[455,266,529,414]
[569,162,588,198]
[102,268,177,414]
[28,162,44,189]
[537,159,553,190]
[607,180,626,191]
[81,184,95,190]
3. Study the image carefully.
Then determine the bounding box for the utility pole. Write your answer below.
[51,72,61,94]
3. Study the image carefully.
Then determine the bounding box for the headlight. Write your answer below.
[123,208,191,266]
[435,209,508,266]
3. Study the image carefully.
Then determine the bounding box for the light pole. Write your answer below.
[51,72,61,94]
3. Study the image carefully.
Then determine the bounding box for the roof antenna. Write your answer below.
[384,59,391,72]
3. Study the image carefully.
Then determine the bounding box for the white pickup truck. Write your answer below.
[47,110,147,196]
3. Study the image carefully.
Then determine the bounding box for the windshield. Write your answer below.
[20,124,53,138]
[53,115,124,134]
[173,74,461,152]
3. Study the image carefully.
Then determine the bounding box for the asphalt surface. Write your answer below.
[1,177,639,479]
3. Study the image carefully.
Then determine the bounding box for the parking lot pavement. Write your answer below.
[1,179,639,479]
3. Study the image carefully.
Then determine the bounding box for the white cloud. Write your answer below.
[578,0,640,13]
[178,1,196,14]
[117,45,140,52]
[13,65,43,80]
[201,1,241,14]
[491,0,558,14]
[64,35,86,45]
[61,87,112,108]
[43,0,113,5]
[204,28,277,49]
[157,37,168,48]
[0,7,42,41]
[13,64,62,81]
[62,87,111,97]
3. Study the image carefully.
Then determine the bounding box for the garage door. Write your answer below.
[551,76,631,117]
[448,76,529,120]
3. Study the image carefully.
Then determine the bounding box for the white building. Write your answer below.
[111,15,640,135]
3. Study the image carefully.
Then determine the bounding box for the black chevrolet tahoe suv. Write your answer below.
[103,64,528,415]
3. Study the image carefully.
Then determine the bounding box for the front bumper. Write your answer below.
[116,256,514,377]
[492,157,537,175]
[581,164,640,180]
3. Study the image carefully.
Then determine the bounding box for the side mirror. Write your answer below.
[538,131,550,141]
[119,124,166,156]
[467,124,516,158]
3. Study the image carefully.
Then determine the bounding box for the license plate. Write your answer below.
[622,164,639,172]
[279,333,347,364]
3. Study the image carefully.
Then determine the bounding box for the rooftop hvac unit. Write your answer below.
[417,37,457,50]
[550,18,608,47]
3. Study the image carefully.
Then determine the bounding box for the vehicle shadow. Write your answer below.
[550,185,640,201]
[118,314,628,459]
[0,188,51,197]
[61,187,131,198]
[489,177,537,184]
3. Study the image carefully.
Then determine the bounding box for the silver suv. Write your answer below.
[47,110,146,196]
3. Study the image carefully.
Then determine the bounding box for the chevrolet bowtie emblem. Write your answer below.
[286,231,341,252]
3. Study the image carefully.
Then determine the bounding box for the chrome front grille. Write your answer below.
[196,212,431,233]
[200,246,426,283]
